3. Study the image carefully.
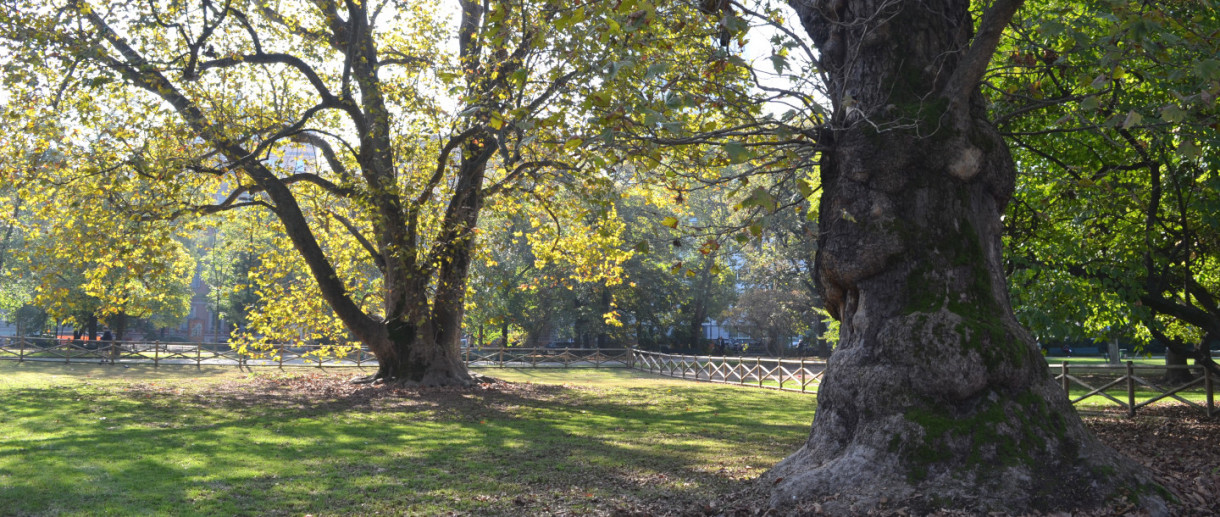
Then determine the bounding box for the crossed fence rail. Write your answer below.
[1057,362,1218,418]
[631,349,826,393]
[634,350,1219,418]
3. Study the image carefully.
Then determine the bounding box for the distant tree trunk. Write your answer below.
[767,0,1160,513]
[1163,346,1193,384]
[114,312,127,341]
[597,288,611,348]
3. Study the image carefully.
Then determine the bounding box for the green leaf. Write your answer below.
[724,141,751,164]
[770,54,787,74]
[1080,96,1100,111]
[563,138,583,151]
[738,187,776,212]
[1120,110,1142,128]
[509,69,528,87]
[1177,140,1200,160]
[1160,104,1186,124]
[1194,59,1220,80]
[797,179,814,199]
[661,216,679,229]
[644,62,670,80]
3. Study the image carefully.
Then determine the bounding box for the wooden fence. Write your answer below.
[1057,361,1218,418]
[631,349,826,393]
[463,346,632,368]
[0,336,632,369]
[5,336,1215,417]
[633,350,1218,418]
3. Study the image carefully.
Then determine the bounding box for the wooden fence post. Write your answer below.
[1206,370,1214,417]
[1061,362,1069,394]
[196,342,201,368]
[18,337,24,362]
[499,348,504,368]
[278,342,285,369]
[800,357,806,392]
[1126,361,1135,418]
[757,357,763,387]
[154,342,160,367]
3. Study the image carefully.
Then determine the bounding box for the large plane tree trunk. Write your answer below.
[767,0,1162,513]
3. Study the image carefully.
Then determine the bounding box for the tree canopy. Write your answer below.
[992,0,1220,372]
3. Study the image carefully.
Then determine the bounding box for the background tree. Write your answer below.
[721,287,810,355]
[198,207,277,338]
[0,88,195,338]
[992,0,1220,380]
[1,0,739,384]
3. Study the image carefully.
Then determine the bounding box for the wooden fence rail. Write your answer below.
[1056,361,1218,418]
[5,337,1214,417]
[630,349,827,393]
[0,337,632,369]
[632,350,1218,418]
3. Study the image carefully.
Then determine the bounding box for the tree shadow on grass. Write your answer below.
[0,373,813,515]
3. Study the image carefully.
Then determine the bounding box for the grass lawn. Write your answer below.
[1042,356,1169,366]
[0,362,814,516]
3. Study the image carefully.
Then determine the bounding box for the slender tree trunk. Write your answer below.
[768,0,1161,513]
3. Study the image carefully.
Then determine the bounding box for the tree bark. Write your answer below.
[1163,346,1193,384]
[768,0,1162,513]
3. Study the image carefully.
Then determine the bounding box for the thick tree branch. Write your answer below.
[76,1,380,335]
[286,130,355,183]
[943,0,1024,112]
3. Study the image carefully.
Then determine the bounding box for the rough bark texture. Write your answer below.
[767,0,1164,514]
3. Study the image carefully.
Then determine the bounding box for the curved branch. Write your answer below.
[280,173,354,197]
[415,125,481,208]
[326,210,385,270]
[943,0,1024,112]
[286,130,355,182]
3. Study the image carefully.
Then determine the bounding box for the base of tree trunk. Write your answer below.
[762,376,1169,516]
[349,369,493,388]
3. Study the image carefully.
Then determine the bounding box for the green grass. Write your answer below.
[0,362,814,516]
[1042,356,1169,366]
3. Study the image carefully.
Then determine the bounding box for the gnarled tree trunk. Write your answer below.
[767,0,1162,513]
